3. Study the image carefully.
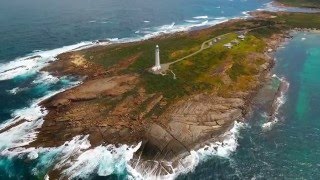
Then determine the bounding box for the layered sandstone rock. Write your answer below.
[144,94,245,161]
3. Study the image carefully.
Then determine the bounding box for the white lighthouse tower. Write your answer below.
[152,45,161,71]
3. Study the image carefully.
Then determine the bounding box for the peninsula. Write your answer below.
[29,10,320,177]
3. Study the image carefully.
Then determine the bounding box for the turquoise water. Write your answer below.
[178,32,320,179]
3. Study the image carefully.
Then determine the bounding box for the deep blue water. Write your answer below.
[0,0,271,62]
[3,0,320,179]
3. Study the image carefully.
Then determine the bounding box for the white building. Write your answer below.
[152,45,161,71]
[238,35,245,40]
[224,43,233,49]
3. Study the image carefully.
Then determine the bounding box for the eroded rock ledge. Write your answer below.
[144,94,246,161]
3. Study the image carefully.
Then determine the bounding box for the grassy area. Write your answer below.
[80,12,320,102]
[171,33,266,96]
[276,0,320,8]
[274,12,320,29]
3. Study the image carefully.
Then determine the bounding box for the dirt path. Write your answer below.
[159,26,267,73]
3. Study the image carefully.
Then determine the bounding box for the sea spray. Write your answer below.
[6,87,21,95]
[1,135,141,179]
[193,16,209,19]
[0,80,81,151]
[0,42,95,81]
[32,71,59,85]
[128,121,246,180]
[61,142,142,179]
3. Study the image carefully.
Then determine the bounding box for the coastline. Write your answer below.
[32,12,289,178]
[2,8,320,179]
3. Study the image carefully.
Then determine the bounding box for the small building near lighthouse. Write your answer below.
[152,45,161,71]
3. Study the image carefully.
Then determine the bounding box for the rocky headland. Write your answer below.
[24,11,320,177]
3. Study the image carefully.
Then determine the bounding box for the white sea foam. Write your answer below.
[158,22,176,31]
[262,75,289,131]
[44,174,50,180]
[184,20,200,23]
[129,121,245,180]
[242,11,251,18]
[7,87,22,95]
[61,142,142,179]
[1,120,244,179]
[0,80,81,151]
[0,78,244,180]
[32,71,59,85]
[193,15,208,19]
[142,18,227,40]
[214,16,227,20]
[1,134,141,179]
[0,42,95,81]
[197,121,245,158]
[261,120,278,130]
[0,103,46,150]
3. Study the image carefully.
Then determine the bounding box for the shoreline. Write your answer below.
[2,9,320,179]
[32,12,289,178]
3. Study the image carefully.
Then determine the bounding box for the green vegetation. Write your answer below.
[274,13,320,29]
[276,0,320,8]
[81,12,320,101]
[82,19,271,99]
[171,33,266,96]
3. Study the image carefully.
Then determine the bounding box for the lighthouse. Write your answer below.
[152,45,161,71]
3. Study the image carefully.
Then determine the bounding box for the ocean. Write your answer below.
[1,0,319,179]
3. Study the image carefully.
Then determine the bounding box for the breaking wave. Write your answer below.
[128,121,245,180]
[0,42,95,81]
[1,134,142,179]
[0,110,245,180]
[140,18,228,40]
[193,15,208,19]
[0,80,81,151]
[184,20,201,23]
[32,71,60,85]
